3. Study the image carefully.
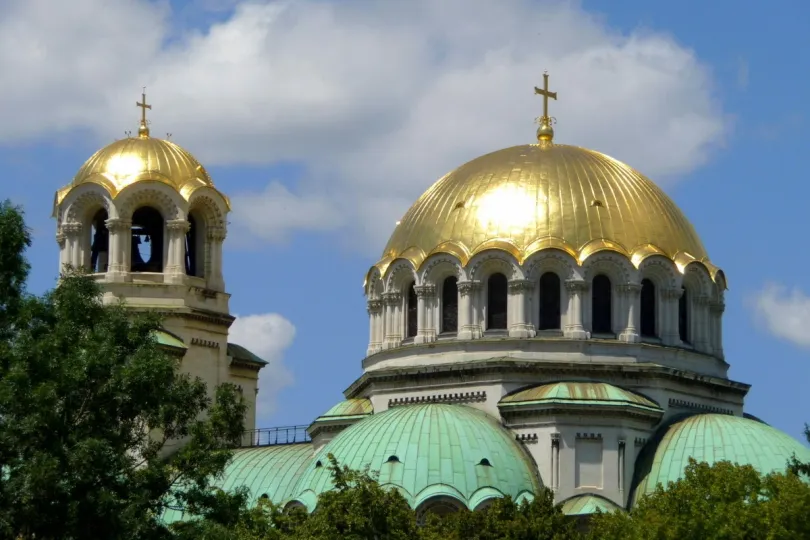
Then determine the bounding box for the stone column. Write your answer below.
[710,301,725,359]
[694,295,711,354]
[508,279,535,338]
[56,232,67,274]
[60,223,83,270]
[457,281,482,340]
[618,438,626,494]
[619,283,641,343]
[366,299,383,355]
[165,219,191,284]
[206,226,226,291]
[661,287,683,345]
[551,433,561,492]
[105,219,130,282]
[563,280,589,339]
[414,284,436,344]
[382,291,403,348]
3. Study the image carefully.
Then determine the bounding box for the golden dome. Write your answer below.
[377,143,718,276]
[55,134,219,206]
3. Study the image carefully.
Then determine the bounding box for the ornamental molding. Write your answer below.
[668,398,734,416]
[382,291,402,304]
[414,284,436,298]
[564,279,588,293]
[388,390,486,407]
[634,437,647,447]
[105,218,132,233]
[367,299,383,313]
[206,226,227,242]
[166,218,191,233]
[515,433,539,444]
[61,222,83,234]
[619,283,642,295]
[508,279,534,293]
[523,250,577,281]
[191,337,220,349]
[457,280,480,296]
[662,287,684,300]
[576,432,602,440]
[709,301,726,314]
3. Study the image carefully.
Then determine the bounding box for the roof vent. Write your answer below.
[590,199,603,207]
[260,493,269,500]
[386,455,401,463]
[315,460,323,468]
[478,458,492,467]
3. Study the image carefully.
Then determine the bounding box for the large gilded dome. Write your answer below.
[377,143,715,275]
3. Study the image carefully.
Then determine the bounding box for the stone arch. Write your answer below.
[186,187,228,230]
[115,182,186,221]
[683,262,713,298]
[581,250,635,285]
[365,266,383,299]
[523,248,579,281]
[466,249,521,282]
[62,183,115,224]
[637,255,679,290]
[383,258,417,293]
[415,486,466,523]
[419,253,463,285]
[468,487,505,511]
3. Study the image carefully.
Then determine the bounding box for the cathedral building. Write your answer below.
[53,80,810,522]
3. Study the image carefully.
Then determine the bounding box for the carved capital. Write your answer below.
[457,280,480,296]
[55,232,66,246]
[61,222,83,235]
[366,299,383,313]
[206,226,227,242]
[662,287,684,300]
[564,279,588,293]
[550,432,561,446]
[710,301,726,314]
[508,279,534,293]
[166,219,191,233]
[696,294,711,306]
[620,283,642,295]
[414,284,436,298]
[105,218,131,233]
[382,291,402,305]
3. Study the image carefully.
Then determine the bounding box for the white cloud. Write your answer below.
[753,283,810,348]
[229,313,296,419]
[0,0,728,254]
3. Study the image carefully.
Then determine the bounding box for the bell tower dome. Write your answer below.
[52,92,265,433]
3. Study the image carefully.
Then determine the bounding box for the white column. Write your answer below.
[457,281,482,340]
[56,232,67,274]
[711,301,725,358]
[695,295,711,354]
[414,284,436,344]
[165,219,190,284]
[661,287,683,346]
[508,279,534,338]
[366,299,383,355]
[551,433,561,492]
[619,283,641,343]
[61,223,83,270]
[105,219,130,282]
[382,292,402,348]
[206,226,226,291]
[564,280,589,339]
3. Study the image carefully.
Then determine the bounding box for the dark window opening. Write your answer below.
[406,282,418,338]
[640,278,656,338]
[592,274,612,334]
[130,207,164,272]
[441,276,458,333]
[386,455,400,463]
[90,209,109,273]
[538,272,561,330]
[315,460,323,468]
[679,286,689,343]
[478,458,492,467]
[487,273,508,330]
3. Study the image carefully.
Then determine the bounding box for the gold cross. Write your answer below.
[534,71,557,119]
[136,88,151,125]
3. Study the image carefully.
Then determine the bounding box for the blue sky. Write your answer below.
[3,0,810,442]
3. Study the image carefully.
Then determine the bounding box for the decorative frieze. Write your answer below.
[515,433,538,443]
[388,391,486,407]
[634,437,647,447]
[576,432,603,440]
[668,398,733,415]
[191,337,220,349]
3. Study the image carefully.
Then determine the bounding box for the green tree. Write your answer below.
[588,458,810,540]
[0,202,248,539]
[293,454,418,540]
[419,488,578,540]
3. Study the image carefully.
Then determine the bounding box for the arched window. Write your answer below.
[89,209,109,273]
[640,278,656,338]
[406,282,418,338]
[538,272,561,330]
[130,207,164,272]
[679,286,689,343]
[592,274,612,334]
[487,273,508,330]
[441,276,458,333]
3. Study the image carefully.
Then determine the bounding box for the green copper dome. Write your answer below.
[500,381,661,413]
[291,404,540,511]
[162,443,313,524]
[631,414,810,506]
[560,493,622,516]
[316,398,373,420]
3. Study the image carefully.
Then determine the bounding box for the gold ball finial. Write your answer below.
[536,118,554,143]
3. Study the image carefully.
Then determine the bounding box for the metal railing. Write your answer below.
[241,425,311,447]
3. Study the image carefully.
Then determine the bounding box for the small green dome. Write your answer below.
[162,443,313,524]
[631,414,810,506]
[500,381,661,414]
[317,398,373,420]
[560,493,622,516]
[291,404,540,511]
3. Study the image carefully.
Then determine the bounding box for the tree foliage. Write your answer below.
[588,458,810,540]
[0,202,247,539]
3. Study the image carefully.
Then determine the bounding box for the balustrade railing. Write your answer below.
[240,425,311,447]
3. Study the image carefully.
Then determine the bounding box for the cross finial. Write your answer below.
[136,88,151,138]
[533,71,557,143]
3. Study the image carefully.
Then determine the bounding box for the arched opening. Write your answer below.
[185,214,203,277]
[441,276,458,333]
[640,278,656,338]
[487,273,508,330]
[89,209,109,273]
[538,272,561,330]
[130,206,164,272]
[416,497,464,526]
[592,274,612,334]
[679,286,690,343]
[406,282,418,338]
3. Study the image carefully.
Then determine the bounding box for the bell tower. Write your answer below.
[52,93,264,434]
